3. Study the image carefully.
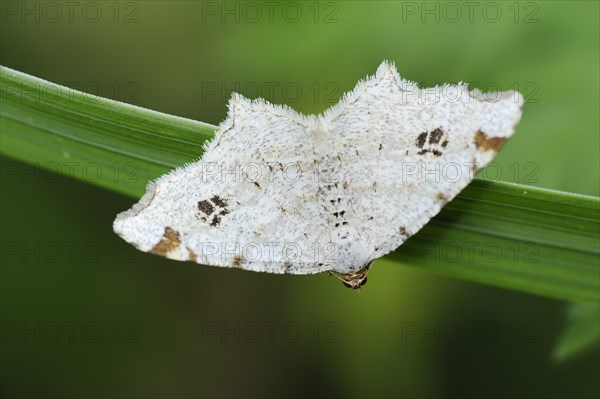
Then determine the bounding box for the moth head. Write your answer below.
[333,261,374,292]
[342,275,368,291]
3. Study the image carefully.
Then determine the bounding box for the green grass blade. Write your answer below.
[1,65,599,304]
[553,303,600,362]
[391,180,599,304]
[0,66,215,197]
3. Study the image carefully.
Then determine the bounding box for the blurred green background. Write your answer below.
[1,1,598,398]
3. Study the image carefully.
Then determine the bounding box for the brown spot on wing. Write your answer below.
[151,227,180,255]
[197,195,230,225]
[187,247,197,262]
[211,195,227,208]
[232,255,243,268]
[197,200,214,215]
[429,128,443,144]
[416,132,427,148]
[474,130,507,151]
[416,128,447,156]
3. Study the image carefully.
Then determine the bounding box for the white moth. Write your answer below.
[114,61,523,289]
